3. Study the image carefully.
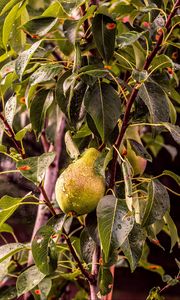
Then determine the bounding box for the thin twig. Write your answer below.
[160,276,180,294]
[0,112,25,158]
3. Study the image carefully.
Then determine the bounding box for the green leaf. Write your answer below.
[121,223,146,272]
[150,54,173,70]
[139,81,169,123]
[0,194,30,227]
[15,40,42,80]
[0,243,28,264]
[0,0,21,16]
[122,159,133,211]
[55,70,72,113]
[80,228,96,264]
[29,64,62,85]
[146,287,164,300]
[30,90,54,134]
[92,14,116,63]
[2,3,19,49]
[163,212,179,252]
[163,123,180,144]
[15,124,31,141]
[97,195,134,262]
[0,223,14,234]
[38,277,52,299]
[42,1,69,18]
[16,152,55,184]
[4,94,17,127]
[65,130,80,160]
[129,139,152,162]
[84,82,121,142]
[117,31,145,48]
[162,170,180,186]
[22,17,58,37]
[16,265,46,297]
[142,179,170,227]
[98,266,113,296]
[32,225,58,275]
[0,286,17,300]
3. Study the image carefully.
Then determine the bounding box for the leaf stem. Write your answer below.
[109,0,180,190]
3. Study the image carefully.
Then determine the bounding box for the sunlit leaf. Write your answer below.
[22,17,58,37]
[4,94,17,127]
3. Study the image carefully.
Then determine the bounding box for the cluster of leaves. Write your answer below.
[0,0,180,299]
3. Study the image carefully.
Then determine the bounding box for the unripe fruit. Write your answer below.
[55,148,105,215]
[125,126,147,176]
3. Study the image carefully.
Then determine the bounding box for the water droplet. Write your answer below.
[117,224,122,230]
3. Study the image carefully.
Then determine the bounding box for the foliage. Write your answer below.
[0,0,179,299]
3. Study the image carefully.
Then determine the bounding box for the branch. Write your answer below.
[62,228,97,286]
[160,276,180,295]
[0,112,25,159]
[108,0,180,189]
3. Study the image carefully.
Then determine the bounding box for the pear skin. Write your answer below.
[55,148,105,215]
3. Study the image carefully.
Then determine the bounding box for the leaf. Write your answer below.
[2,3,19,49]
[0,286,17,300]
[146,287,164,300]
[0,243,28,264]
[22,17,58,37]
[4,94,17,126]
[122,159,133,211]
[29,64,62,85]
[42,1,69,18]
[0,223,14,234]
[98,266,113,296]
[117,31,145,48]
[163,123,180,144]
[121,223,146,272]
[0,194,30,227]
[16,152,55,184]
[129,139,152,162]
[15,40,42,80]
[80,228,96,264]
[163,212,179,252]
[151,54,173,70]
[64,130,80,160]
[32,225,58,275]
[162,170,180,186]
[92,14,116,63]
[139,81,169,123]
[84,82,121,142]
[15,124,32,141]
[30,90,54,134]
[38,277,52,299]
[97,195,134,262]
[16,265,46,297]
[0,0,21,16]
[55,70,72,113]
[142,180,170,227]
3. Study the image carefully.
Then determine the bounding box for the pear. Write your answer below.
[125,126,147,175]
[55,148,105,215]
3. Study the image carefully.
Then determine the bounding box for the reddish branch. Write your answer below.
[109,0,180,189]
[0,112,25,159]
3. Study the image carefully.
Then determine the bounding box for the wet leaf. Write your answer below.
[142,180,170,227]
[97,195,134,262]
[16,152,55,184]
[121,223,146,272]
[98,266,113,296]
[129,139,152,161]
[22,17,58,37]
[80,228,96,264]
[16,265,46,296]
[29,64,62,85]
[4,94,17,127]
[117,31,145,48]
[32,225,58,275]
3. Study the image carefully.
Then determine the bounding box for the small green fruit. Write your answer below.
[55,148,105,215]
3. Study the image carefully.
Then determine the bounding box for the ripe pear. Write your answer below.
[55,148,105,215]
[125,126,147,176]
